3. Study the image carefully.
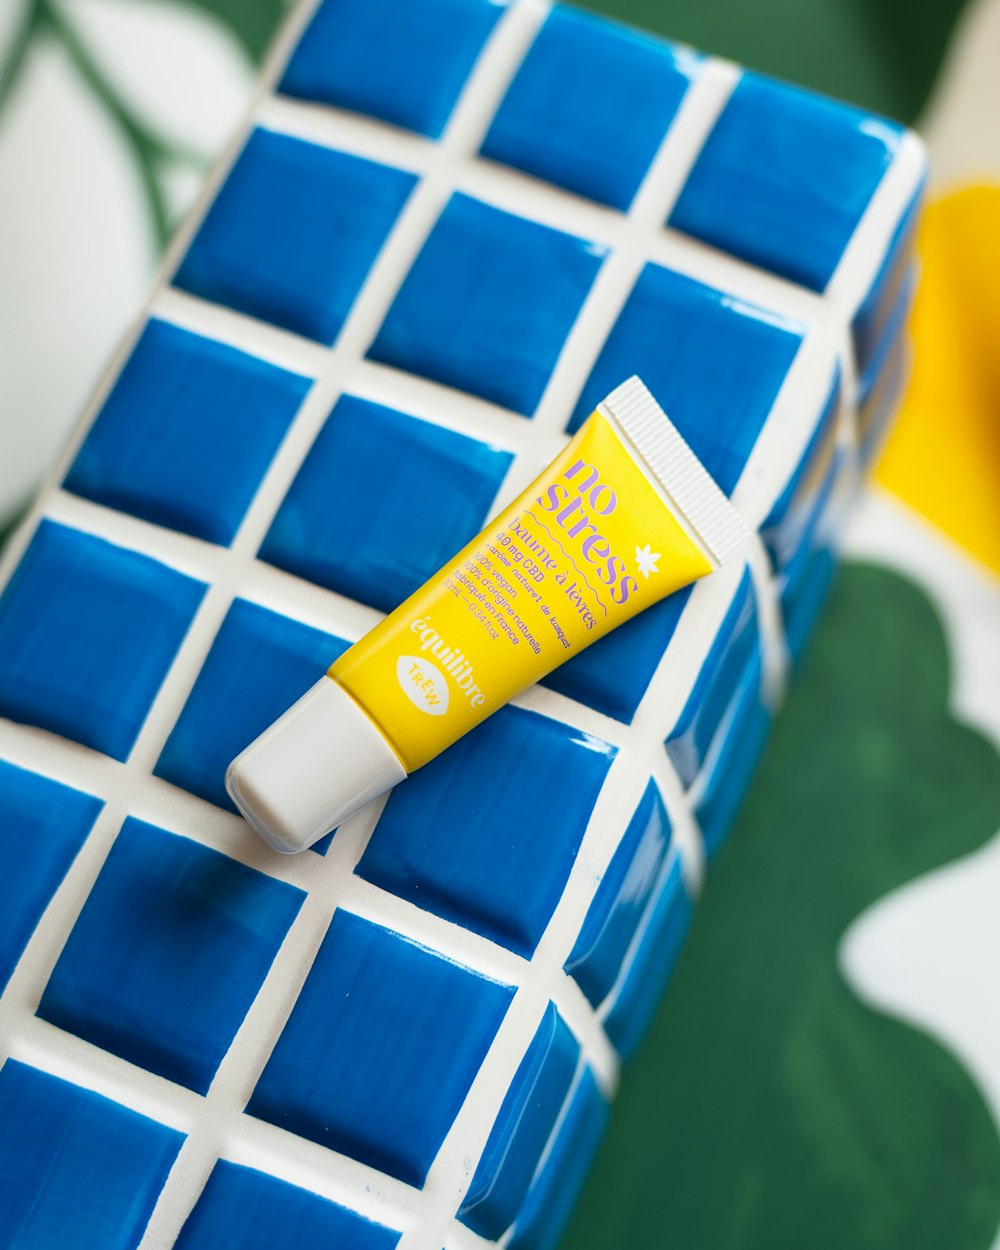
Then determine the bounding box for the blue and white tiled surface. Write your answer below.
[0,1,924,1247]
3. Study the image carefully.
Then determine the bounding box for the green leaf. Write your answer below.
[180,0,288,63]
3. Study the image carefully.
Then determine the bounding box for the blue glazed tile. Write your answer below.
[665,568,758,786]
[569,264,804,493]
[695,651,772,857]
[508,1068,609,1250]
[603,854,692,1058]
[176,1160,400,1250]
[65,320,310,546]
[669,72,903,293]
[761,367,840,572]
[358,706,616,955]
[541,586,691,722]
[249,910,513,1186]
[280,0,502,138]
[860,342,906,466]
[261,395,512,612]
[482,7,698,210]
[859,268,913,410]
[775,445,843,599]
[156,599,349,814]
[0,761,102,993]
[0,1060,183,1250]
[860,335,907,466]
[565,780,672,1008]
[857,273,913,460]
[39,818,304,1093]
[176,128,416,344]
[459,1004,579,1239]
[369,193,604,416]
[0,521,205,761]
[852,183,923,375]
[783,545,837,666]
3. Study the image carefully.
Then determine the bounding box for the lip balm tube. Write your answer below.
[227,376,750,852]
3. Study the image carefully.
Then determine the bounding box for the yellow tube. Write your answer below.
[227,377,749,852]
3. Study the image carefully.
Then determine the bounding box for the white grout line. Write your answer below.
[0,0,552,1234]
[346,359,540,454]
[238,557,386,640]
[835,320,862,451]
[148,289,557,459]
[0,717,122,803]
[258,92,433,174]
[6,1016,201,1133]
[824,130,927,324]
[446,1222,499,1250]
[630,553,747,745]
[150,287,331,380]
[0,791,149,1055]
[222,1111,422,1235]
[549,971,621,1098]
[731,330,838,531]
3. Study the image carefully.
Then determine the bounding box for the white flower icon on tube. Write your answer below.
[635,543,661,578]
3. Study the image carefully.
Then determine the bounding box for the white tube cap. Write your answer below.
[226,678,407,854]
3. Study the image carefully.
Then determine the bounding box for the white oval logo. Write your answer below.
[396,655,449,715]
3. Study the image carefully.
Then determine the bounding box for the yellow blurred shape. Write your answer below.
[876,185,1000,576]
